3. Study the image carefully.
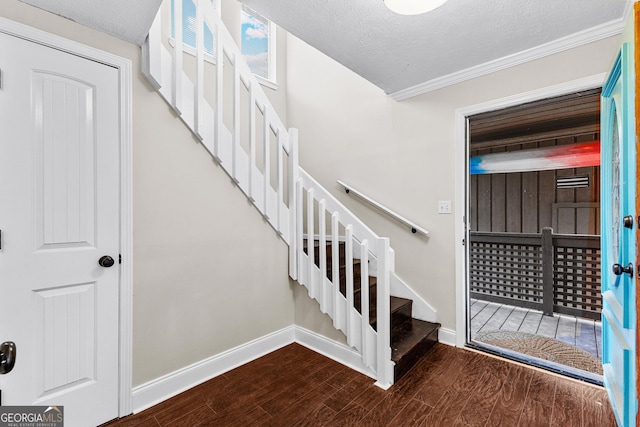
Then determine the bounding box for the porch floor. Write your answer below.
[470,299,602,361]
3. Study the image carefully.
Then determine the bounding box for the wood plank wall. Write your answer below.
[468,89,601,235]
[469,133,600,234]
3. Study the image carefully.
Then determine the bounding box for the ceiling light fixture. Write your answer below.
[384,0,449,15]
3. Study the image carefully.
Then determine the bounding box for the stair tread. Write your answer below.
[391,318,440,363]
[368,296,412,330]
[390,296,411,313]
[366,296,410,327]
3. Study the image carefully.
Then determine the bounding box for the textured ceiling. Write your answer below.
[19,0,162,45]
[242,0,629,94]
[18,0,630,95]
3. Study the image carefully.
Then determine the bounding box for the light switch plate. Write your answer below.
[438,200,452,214]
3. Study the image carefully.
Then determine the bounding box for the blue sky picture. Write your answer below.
[241,8,269,78]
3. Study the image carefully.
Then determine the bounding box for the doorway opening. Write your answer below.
[465,88,603,383]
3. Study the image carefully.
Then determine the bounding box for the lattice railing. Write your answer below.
[553,236,602,319]
[469,229,601,320]
[469,233,545,309]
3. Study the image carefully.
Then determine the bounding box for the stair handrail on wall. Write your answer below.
[336,180,430,237]
[142,0,394,388]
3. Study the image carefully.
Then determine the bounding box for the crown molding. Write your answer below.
[390,18,624,101]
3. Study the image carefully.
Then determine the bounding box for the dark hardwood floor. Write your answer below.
[106,343,616,427]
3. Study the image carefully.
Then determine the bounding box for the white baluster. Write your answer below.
[296,178,304,283]
[232,55,240,183]
[276,129,284,234]
[306,188,315,298]
[331,212,341,329]
[288,129,299,279]
[214,20,223,162]
[360,239,371,367]
[248,88,256,202]
[345,225,354,346]
[194,0,204,139]
[263,113,270,219]
[318,199,327,313]
[172,0,183,114]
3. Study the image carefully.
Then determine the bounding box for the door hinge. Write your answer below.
[119,254,122,264]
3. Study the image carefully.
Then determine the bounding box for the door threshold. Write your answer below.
[467,341,603,386]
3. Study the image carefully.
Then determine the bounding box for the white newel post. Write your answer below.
[375,237,394,389]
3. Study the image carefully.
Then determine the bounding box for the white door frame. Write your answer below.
[453,73,607,348]
[0,17,134,417]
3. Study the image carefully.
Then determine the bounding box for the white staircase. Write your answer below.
[142,0,438,389]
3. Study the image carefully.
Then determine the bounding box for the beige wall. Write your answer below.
[0,0,295,386]
[286,33,621,333]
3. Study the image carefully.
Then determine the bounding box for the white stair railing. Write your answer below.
[142,0,394,388]
[297,169,394,387]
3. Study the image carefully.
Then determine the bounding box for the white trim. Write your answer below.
[454,74,607,349]
[294,326,377,381]
[0,16,135,418]
[131,325,379,413]
[390,273,438,323]
[437,328,457,347]
[117,55,134,418]
[255,73,280,91]
[454,106,468,348]
[131,326,296,413]
[266,20,277,87]
[391,19,622,101]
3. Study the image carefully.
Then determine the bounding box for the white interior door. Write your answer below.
[0,31,120,426]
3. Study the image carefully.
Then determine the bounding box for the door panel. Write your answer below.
[0,31,120,426]
[601,42,637,427]
[34,72,97,250]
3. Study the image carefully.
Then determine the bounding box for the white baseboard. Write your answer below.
[130,325,379,414]
[131,324,454,413]
[293,326,376,380]
[131,326,296,413]
[438,327,457,347]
